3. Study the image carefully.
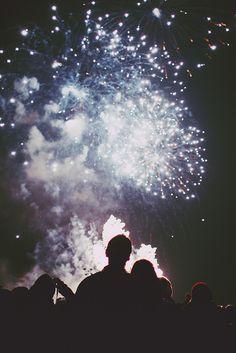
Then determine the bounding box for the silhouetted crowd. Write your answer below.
[0,235,235,353]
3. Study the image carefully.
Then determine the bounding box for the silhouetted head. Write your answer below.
[131,260,162,303]
[12,286,29,307]
[131,259,157,282]
[106,235,132,268]
[12,286,29,296]
[160,277,173,299]
[191,282,212,304]
[30,274,55,302]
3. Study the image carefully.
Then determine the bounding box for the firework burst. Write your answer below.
[0,7,206,200]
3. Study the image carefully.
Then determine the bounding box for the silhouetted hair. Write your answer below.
[191,281,212,303]
[105,234,132,262]
[12,286,29,302]
[131,259,157,281]
[160,276,173,299]
[12,286,28,296]
[30,274,55,299]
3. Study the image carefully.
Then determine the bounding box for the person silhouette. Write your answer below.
[75,234,132,312]
[28,274,57,353]
[131,259,162,312]
[73,234,133,352]
[182,281,226,352]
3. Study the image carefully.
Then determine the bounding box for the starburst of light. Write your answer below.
[0,12,206,199]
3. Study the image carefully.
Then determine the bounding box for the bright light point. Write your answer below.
[16,234,21,239]
[197,63,205,68]
[52,61,62,69]
[151,47,158,54]
[210,45,217,51]
[201,218,205,222]
[21,29,29,36]
[10,151,16,156]
[51,5,57,11]
[152,8,161,19]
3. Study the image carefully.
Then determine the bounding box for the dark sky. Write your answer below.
[0,1,235,305]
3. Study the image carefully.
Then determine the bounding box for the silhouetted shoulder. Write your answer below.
[75,272,103,296]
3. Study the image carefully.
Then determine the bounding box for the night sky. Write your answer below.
[0,0,235,306]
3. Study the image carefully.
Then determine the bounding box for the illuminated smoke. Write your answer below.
[18,215,163,291]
